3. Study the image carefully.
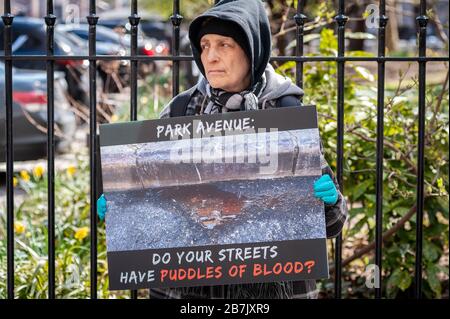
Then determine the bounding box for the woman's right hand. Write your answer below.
[97,194,107,221]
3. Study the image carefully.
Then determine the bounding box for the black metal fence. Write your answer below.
[1,0,449,299]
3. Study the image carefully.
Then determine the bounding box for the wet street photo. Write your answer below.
[105,175,325,252]
[100,126,326,253]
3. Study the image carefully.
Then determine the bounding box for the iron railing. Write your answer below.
[1,0,449,299]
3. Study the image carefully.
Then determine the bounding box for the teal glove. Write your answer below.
[97,194,107,221]
[314,174,338,205]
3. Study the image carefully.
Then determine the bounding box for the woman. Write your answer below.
[98,0,347,299]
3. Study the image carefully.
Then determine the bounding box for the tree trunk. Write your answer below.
[347,2,366,51]
[266,0,290,56]
[386,0,399,52]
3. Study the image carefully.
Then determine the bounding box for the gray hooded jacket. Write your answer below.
[159,63,305,118]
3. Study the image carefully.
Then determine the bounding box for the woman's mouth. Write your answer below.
[208,70,225,75]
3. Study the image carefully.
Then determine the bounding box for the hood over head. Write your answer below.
[189,0,272,90]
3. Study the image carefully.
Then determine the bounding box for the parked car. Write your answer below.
[56,24,128,56]
[56,24,129,93]
[57,22,168,80]
[0,16,90,105]
[90,10,198,87]
[138,13,201,87]
[95,10,170,58]
[0,62,76,161]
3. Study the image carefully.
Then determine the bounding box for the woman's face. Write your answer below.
[200,34,251,93]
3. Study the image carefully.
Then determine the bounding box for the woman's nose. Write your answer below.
[206,47,219,62]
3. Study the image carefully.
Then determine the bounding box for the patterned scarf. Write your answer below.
[202,73,267,114]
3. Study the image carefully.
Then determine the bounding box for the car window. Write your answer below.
[13,32,43,53]
[12,34,28,52]
[72,29,89,40]
[54,31,82,53]
[62,31,86,47]
[70,27,122,44]
[0,25,20,49]
[96,30,122,44]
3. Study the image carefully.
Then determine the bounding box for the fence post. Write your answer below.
[129,0,140,299]
[44,0,57,299]
[375,0,388,300]
[334,0,348,299]
[1,0,15,300]
[87,0,99,300]
[170,0,183,97]
[294,1,307,103]
[414,0,429,299]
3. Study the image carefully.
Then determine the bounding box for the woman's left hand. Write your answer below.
[314,174,338,205]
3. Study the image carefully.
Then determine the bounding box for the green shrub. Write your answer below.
[277,27,449,298]
[0,156,128,298]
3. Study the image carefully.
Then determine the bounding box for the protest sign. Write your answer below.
[99,106,329,290]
